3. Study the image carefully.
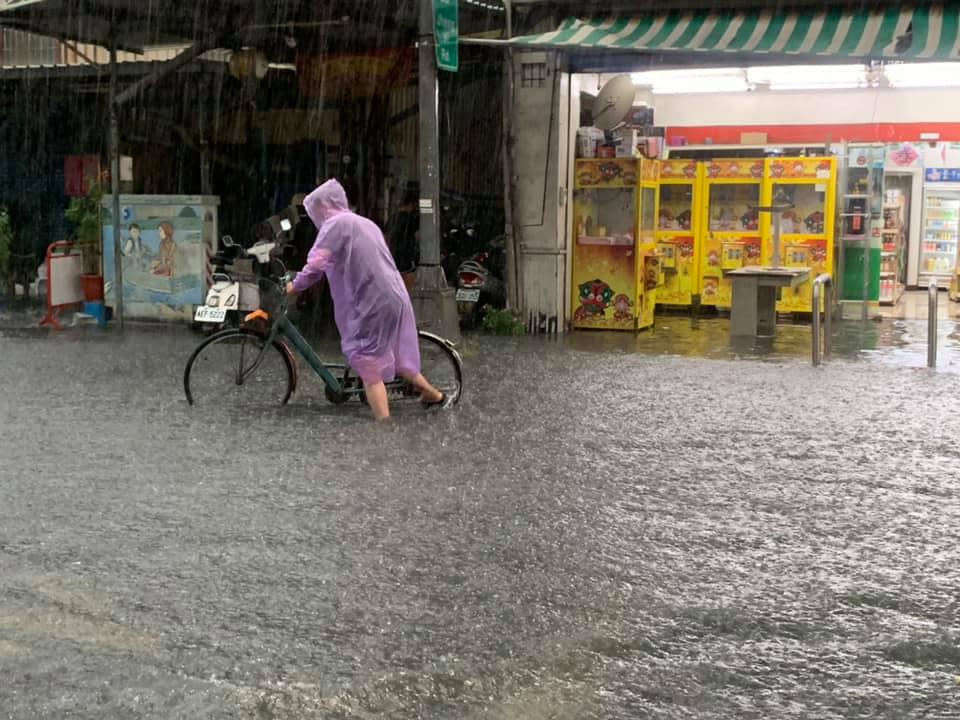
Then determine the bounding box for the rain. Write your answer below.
[2,1,960,718]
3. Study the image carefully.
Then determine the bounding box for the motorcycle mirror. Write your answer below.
[466,229,475,237]
[222,235,234,247]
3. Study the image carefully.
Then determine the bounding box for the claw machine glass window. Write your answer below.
[571,158,641,330]
[708,185,760,232]
[700,159,765,309]
[656,159,702,307]
[763,156,837,313]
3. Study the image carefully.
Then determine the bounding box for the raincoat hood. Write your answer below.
[304,179,349,228]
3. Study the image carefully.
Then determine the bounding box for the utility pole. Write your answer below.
[109,36,123,327]
[413,0,459,341]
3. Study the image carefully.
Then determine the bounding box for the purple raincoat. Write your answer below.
[292,180,421,384]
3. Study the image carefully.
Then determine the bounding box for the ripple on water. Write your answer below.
[1,325,960,718]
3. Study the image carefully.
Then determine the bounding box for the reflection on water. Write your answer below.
[565,314,960,372]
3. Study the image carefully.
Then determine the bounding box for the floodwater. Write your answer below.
[2,315,960,718]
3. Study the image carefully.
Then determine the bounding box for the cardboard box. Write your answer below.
[740,132,768,145]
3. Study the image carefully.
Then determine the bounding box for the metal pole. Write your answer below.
[928,279,938,368]
[417,0,441,274]
[501,0,519,310]
[772,211,781,268]
[812,273,832,366]
[812,278,822,366]
[109,37,123,327]
[412,0,459,340]
[823,275,832,359]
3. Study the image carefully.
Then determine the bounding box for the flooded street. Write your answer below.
[2,319,960,718]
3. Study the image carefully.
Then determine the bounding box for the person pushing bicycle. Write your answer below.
[286,179,449,421]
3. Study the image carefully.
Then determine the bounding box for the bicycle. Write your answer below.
[183,207,463,410]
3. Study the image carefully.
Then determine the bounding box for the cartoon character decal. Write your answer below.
[808,241,828,263]
[575,279,615,320]
[599,162,622,182]
[612,293,633,321]
[702,277,719,298]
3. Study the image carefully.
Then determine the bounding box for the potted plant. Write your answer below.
[65,181,104,301]
[0,206,12,299]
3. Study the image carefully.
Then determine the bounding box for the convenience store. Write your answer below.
[496,4,960,329]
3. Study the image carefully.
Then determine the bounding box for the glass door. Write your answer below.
[919,192,960,286]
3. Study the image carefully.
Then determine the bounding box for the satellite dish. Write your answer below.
[591,75,635,131]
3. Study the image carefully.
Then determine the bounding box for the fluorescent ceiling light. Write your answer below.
[631,68,748,94]
[747,64,868,90]
[885,62,960,88]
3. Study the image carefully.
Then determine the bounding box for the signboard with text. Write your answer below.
[925,168,960,182]
[434,0,458,72]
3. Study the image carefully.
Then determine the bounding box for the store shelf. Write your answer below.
[879,285,905,306]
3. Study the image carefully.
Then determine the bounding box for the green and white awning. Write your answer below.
[514,6,960,60]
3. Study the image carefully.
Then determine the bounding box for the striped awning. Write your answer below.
[514,6,960,60]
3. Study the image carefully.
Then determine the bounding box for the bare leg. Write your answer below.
[401,372,443,404]
[365,381,391,420]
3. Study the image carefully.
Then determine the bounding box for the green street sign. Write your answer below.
[433,0,458,72]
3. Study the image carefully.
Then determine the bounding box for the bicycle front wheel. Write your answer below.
[183,328,296,407]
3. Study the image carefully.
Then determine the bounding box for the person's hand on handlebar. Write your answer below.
[286,281,296,296]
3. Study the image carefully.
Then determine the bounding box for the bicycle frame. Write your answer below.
[242,300,417,400]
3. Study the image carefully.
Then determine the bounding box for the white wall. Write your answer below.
[509,50,569,332]
[652,86,960,127]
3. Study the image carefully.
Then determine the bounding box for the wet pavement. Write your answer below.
[2,317,960,718]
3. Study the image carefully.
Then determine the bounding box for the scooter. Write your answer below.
[455,237,506,329]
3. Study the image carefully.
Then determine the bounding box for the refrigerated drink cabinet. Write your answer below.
[919,170,960,290]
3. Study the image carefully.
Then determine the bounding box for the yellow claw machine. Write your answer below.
[571,157,659,330]
[699,159,765,309]
[760,157,837,312]
[656,159,703,307]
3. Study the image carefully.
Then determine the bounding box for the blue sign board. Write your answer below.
[925,168,960,182]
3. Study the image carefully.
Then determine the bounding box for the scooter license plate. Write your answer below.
[194,306,228,323]
[456,288,481,302]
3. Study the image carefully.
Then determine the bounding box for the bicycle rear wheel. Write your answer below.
[184,328,296,407]
[414,332,463,406]
[342,332,463,407]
